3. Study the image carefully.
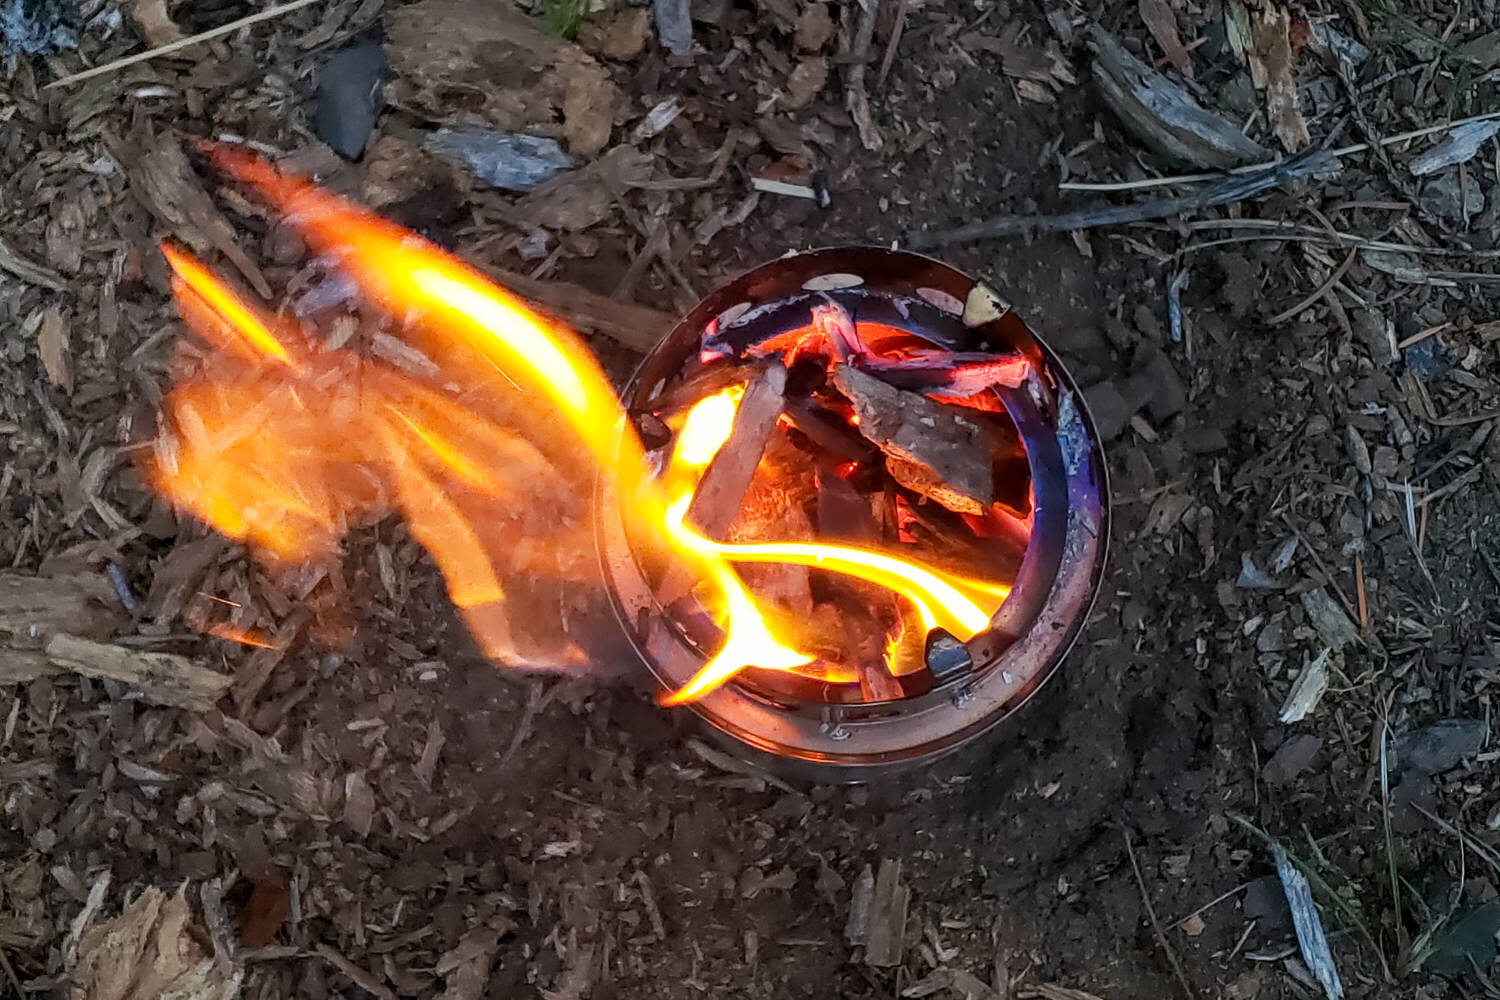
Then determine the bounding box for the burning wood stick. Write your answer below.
[686,361,787,538]
[656,362,788,609]
[831,364,999,516]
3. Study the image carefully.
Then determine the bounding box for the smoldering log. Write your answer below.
[831,364,999,516]
[781,398,878,464]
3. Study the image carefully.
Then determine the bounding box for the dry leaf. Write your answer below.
[795,3,834,51]
[131,0,184,47]
[234,877,289,948]
[1139,0,1194,77]
[784,57,828,110]
[38,305,72,393]
[68,887,240,1000]
[1248,1,1308,150]
[576,7,650,61]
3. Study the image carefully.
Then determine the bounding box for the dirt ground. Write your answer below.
[2,0,1499,998]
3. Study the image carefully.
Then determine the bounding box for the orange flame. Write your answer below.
[208,623,282,650]
[152,147,1013,704]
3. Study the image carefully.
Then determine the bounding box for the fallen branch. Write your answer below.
[906,147,1334,249]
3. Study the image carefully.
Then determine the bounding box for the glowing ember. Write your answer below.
[151,147,1019,705]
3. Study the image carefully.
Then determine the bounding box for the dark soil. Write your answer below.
[2,0,1499,999]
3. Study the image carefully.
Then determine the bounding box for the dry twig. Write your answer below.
[908,148,1333,249]
[1060,110,1500,192]
[1122,827,1194,1000]
[46,0,323,88]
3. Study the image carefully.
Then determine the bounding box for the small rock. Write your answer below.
[1134,344,1186,422]
[1237,552,1277,589]
[1255,614,1287,652]
[1102,314,1137,352]
[424,128,576,192]
[1184,426,1228,453]
[1217,253,1263,318]
[1394,719,1487,778]
[1403,337,1444,380]
[1132,303,1164,343]
[1262,733,1321,784]
[315,41,387,160]
[1218,70,1260,117]
[1050,325,1109,358]
[1390,776,1438,833]
[1082,382,1133,441]
[1305,414,1331,436]
[1372,445,1398,478]
[1242,874,1294,938]
[1422,171,1486,223]
[654,0,693,55]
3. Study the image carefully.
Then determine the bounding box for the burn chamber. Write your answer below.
[598,248,1109,779]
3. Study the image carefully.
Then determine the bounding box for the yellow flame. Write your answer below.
[661,495,999,636]
[673,388,742,469]
[150,146,1015,706]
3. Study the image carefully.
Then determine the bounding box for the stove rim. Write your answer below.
[596,246,1110,777]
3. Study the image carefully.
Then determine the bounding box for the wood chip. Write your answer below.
[863,858,910,967]
[482,264,673,353]
[1298,588,1360,651]
[1247,1,1309,151]
[131,0,185,47]
[112,126,271,298]
[0,572,122,654]
[44,634,231,710]
[68,886,238,1000]
[0,235,67,290]
[1139,0,1193,78]
[37,305,72,393]
[230,607,309,713]
[315,942,397,1000]
[435,918,514,1000]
